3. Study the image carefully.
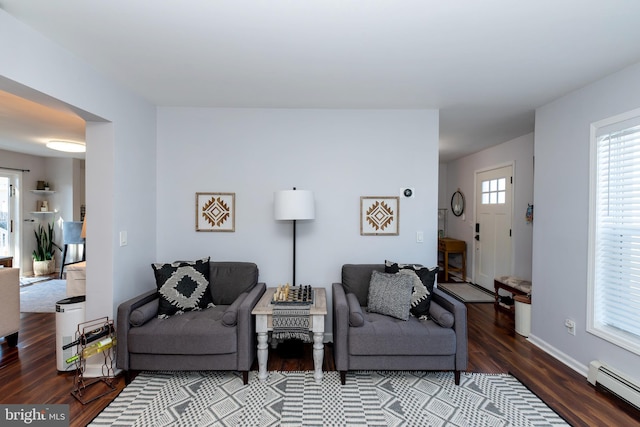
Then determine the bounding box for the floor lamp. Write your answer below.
[274,188,315,286]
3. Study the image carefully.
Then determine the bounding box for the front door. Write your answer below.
[474,165,513,290]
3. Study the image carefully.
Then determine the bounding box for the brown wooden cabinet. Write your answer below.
[438,238,466,282]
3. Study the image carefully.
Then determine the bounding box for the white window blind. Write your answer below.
[589,112,640,354]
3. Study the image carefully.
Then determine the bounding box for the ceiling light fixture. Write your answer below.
[46,140,86,153]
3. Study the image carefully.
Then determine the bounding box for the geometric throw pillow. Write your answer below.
[385,260,438,319]
[151,257,215,319]
[367,270,414,321]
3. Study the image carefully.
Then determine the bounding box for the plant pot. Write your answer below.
[33,259,55,276]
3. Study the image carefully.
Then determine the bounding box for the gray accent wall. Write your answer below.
[156,107,440,330]
[533,61,640,381]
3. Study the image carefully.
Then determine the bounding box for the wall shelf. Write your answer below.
[30,188,55,215]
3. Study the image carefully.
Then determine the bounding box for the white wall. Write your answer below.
[532,61,640,381]
[0,10,157,321]
[440,133,535,286]
[156,107,440,330]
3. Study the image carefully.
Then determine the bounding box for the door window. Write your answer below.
[481,178,506,205]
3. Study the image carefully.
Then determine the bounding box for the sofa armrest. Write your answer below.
[0,268,20,339]
[432,288,468,371]
[116,289,158,371]
[332,282,350,371]
[236,282,266,371]
[346,293,365,327]
[222,292,247,327]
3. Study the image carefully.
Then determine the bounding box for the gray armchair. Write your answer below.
[117,261,265,384]
[333,264,467,385]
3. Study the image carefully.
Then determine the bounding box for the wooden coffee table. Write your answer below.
[252,287,327,383]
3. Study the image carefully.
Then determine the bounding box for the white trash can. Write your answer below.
[514,295,531,337]
[55,295,86,371]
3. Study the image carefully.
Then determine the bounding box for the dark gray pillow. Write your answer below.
[429,301,455,328]
[367,270,413,320]
[130,299,159,327]
[346,292,365,327]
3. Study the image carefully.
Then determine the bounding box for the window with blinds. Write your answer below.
[588,109,640,355]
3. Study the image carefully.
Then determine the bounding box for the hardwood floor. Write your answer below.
[1,304,639,426]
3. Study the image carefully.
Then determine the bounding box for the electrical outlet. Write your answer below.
[565,318,576,335]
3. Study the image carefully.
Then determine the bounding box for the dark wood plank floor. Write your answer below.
[1,304,639,426]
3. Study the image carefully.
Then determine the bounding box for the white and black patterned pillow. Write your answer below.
[385,260,438,319]
[367,270,414,320]
[152,257,215,319]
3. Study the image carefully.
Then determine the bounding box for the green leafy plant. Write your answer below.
[32,222,61,261]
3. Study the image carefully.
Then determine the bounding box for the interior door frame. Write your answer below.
[472,161,515,288]
[0,169,22,272]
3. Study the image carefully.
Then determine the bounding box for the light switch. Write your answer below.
[119,231,128,246]
[416,231,424,243]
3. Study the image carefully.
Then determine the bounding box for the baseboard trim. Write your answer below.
[527,334,588,378]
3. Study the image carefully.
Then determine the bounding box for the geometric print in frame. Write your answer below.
[196,192,235,232]
[361,196,399,235]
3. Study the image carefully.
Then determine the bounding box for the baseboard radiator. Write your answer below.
[588,360,640,409]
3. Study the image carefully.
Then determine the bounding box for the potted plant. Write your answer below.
[32,222,61,276]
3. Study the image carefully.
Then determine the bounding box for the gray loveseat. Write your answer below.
[117,261,265,384]
[333,264,467,385]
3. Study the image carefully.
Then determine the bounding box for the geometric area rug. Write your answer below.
[89,371,569,426]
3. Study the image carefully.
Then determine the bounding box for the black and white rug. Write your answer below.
[90,371,568,426]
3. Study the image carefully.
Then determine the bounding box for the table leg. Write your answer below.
[312,331,324,383]
[444,250,450,281]
[257,331,269,382]
[461,248,466,281]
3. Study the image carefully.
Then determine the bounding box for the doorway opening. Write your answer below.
[0,170,21,270]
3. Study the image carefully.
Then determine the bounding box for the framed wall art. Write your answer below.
[196,192,235,232]
[360,196,399,236]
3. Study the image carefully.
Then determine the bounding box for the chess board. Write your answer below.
[272,285,315,306]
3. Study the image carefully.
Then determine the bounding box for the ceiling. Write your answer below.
[0,90,85,159]
[2,1,640,162]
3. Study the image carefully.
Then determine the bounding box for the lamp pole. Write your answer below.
[274,187,315,287]
[291,186,298,285]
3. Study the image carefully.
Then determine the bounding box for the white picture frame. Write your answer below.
[360,196,399,236]
[196,192,235,232]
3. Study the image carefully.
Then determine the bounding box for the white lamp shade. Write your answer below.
[274,190,315,220]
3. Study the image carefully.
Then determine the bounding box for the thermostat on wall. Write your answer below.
[401,188,415,198]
